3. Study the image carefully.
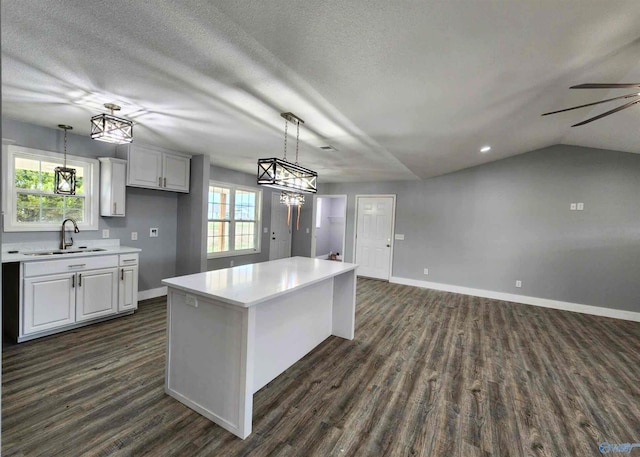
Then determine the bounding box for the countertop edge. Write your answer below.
[1,246,142,263]
[162,263,358,308]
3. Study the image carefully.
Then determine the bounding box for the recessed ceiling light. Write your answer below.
[480,145,491,153]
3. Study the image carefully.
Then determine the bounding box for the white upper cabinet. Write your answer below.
[117,144,191,193]
[99,157,127,217]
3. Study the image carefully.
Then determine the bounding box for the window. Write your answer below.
[3,145,99,231]
[207,182,262,258]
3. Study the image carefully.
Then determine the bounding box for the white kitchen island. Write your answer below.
[161,256,358,439]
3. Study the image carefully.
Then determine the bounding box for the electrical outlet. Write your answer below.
[102,229,109,238]
[395,234,405,240]
[577,202,584,211]
[423,268,429,275]
[185,294,198,308]
[149,228,158,237]
[570,203,577,211]
[515,280,522,288]
[306,228,310,234]
[263,227,268,233]
[131,232,138,241]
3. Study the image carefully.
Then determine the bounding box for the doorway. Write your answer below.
[311,195,347,261]
[354,195,396,280]
[269,192,292,260]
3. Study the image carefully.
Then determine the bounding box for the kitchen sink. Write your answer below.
[23,248,107,256]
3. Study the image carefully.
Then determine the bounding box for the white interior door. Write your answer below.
[269,192,292,260]
[355,196,394,280]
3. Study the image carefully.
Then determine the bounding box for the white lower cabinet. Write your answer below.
[19,253,139,340]
[23,273,76,334]
[119,265,139,311]
[76,267,118,322]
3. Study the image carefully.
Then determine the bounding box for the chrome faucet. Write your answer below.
[60,218,80,250]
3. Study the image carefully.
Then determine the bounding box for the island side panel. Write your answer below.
[252,280,333,393]
[165,288,254,439]
[331,269,356,340]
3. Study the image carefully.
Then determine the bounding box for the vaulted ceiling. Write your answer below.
[3,1,640,182]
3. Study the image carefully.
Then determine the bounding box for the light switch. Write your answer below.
[263,227,268,233]
[306,228,310,234]
[395,234,405,240]
[131,232,138,241]
[577,202,584,211]
[102,229,109,238]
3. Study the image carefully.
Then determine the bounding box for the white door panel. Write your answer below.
[355,196,394,280]
[269,192,292,260]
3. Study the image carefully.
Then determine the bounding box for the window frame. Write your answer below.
[2,145,100,232]
[207,181,262,259]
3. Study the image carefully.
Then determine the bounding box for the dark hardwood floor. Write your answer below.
[3,278,639,456]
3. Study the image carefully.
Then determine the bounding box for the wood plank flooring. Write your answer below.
[3,278,639,456]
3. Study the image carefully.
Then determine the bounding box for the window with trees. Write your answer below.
[3,145,99,231]
[207,182,262,258]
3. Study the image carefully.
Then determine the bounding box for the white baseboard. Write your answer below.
[389,276,640,323]
[138,286,167,301]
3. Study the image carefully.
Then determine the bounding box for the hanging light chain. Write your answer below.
[295,119,300,164]
[283,118,288,161]
[63,128,68,168]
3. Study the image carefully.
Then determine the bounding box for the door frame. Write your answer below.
[269,191,292,260]
[353,194,397,280]
[310,194,347,260]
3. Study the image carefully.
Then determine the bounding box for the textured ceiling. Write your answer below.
[2,0,640,182]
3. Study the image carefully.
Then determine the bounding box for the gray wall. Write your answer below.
[207,165,276,270]
[324,145,640,313]
[291,201,314,257]
[176,154,210,276]
[2,119,178,291]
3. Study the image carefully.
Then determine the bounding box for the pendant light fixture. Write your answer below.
[54,125,76,195]
[257,112,317,195]
[280,191,305,229]
[90,103,133,144]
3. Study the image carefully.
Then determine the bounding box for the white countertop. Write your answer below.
[1,244,141,263]
[162,257,358,307]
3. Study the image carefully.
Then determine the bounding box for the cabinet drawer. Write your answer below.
[24,255,119,277]
[119,253,139,266]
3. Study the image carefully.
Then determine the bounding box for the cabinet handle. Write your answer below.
[121,269,124,281]
[72,275,75,288]
[68,264,86,268]
[122,259,136,263]
[163,177,167,187]
[158,177,162,187]
[79,274,82,286]
[113,202,117,214]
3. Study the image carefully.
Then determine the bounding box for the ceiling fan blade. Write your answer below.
[572,99,640,127]
[571,83,640,89]
[541,93,640,116]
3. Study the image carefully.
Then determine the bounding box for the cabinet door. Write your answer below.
[118,265,139,312]
[111,160,126,215]
[23,273,75,335]
[76,268,118,322]
[162,153,190,192]
[128,147,163,189]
